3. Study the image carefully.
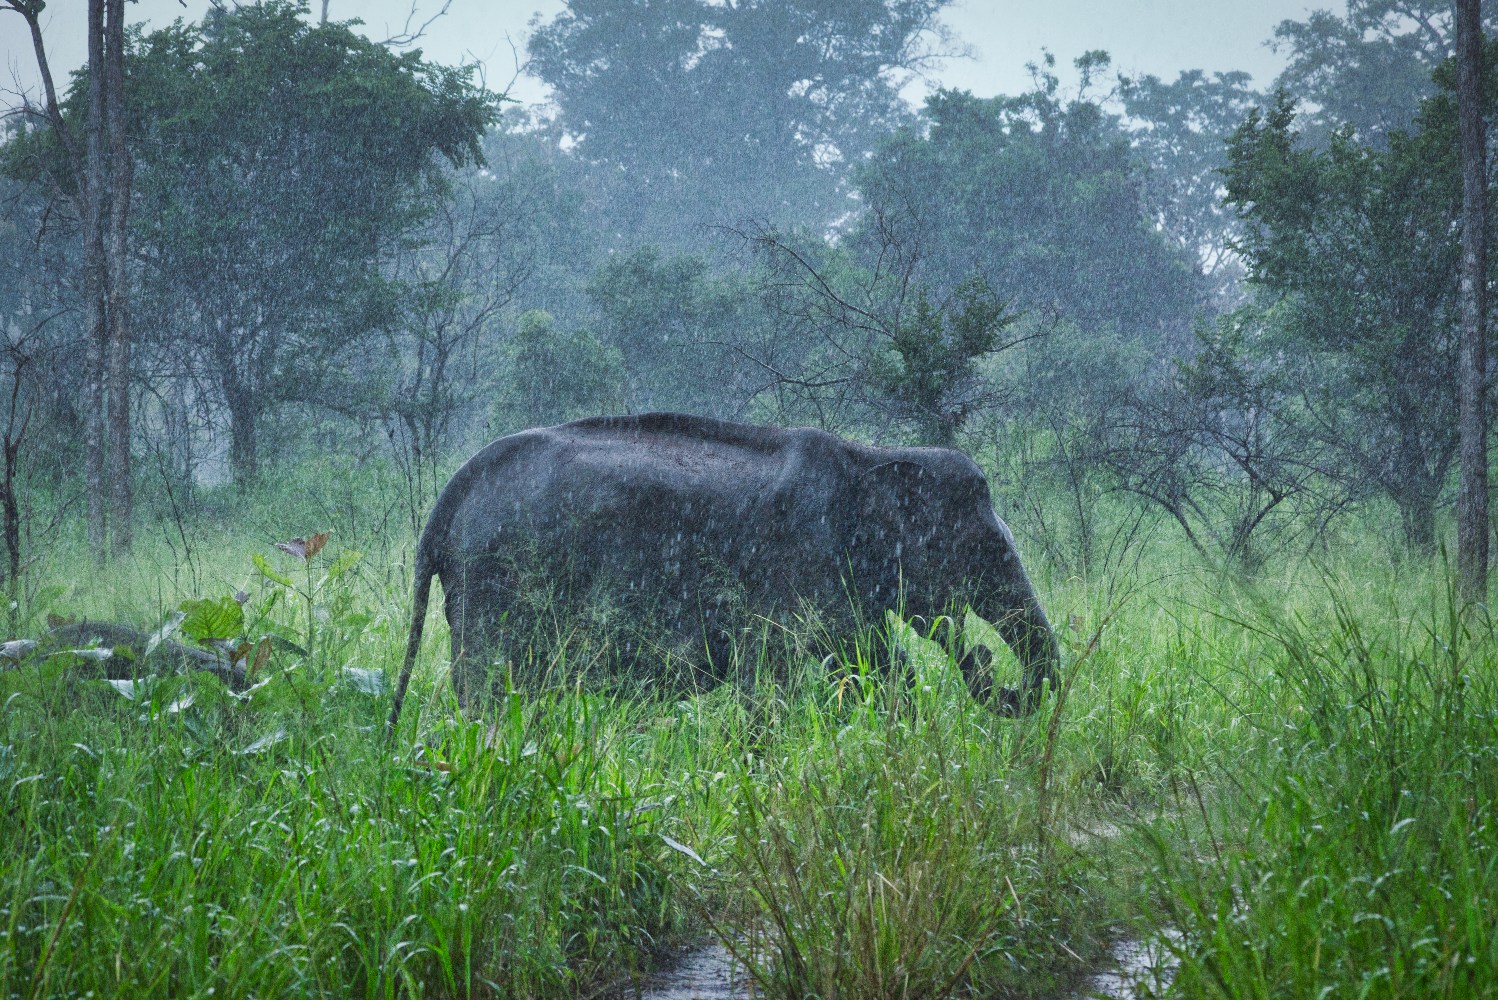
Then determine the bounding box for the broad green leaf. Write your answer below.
[179,596,245,642]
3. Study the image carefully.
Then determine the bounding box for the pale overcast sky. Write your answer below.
[4,0,1319,111]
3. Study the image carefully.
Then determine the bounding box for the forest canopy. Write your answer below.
[0,0,1494,574]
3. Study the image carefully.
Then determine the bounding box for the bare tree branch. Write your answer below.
[1,1,80,164]
[380,0,453,47]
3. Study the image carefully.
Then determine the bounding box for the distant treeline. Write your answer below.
[1,0,1495,573]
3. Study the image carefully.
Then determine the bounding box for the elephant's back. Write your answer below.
[430,414,864,595]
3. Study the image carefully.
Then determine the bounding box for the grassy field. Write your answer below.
[0,474,1495,998]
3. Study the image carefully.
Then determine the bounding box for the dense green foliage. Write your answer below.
[127,2,492,481]
[1268,0,1498,143]
[1220,41,1498,551]
[854,63,1203,344]
[493,309,625,432]
[528,0,947,245]
[586,247,771,416]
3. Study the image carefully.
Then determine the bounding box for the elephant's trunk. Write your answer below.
[977,572,1060,715]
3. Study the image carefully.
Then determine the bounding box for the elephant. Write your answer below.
[387,413,1059,729]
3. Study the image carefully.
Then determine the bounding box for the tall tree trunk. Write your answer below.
[5,1,122,563]
[104,0,133,556]
[83,0,108,564]
[224,377,259,484]
[2,352,29,630]
[1400,484,1439,556]
[1456,0,1489,601]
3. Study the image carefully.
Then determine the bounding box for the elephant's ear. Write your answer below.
[846,460,932,597]
[852,460,933,541]
[862,461,928,523]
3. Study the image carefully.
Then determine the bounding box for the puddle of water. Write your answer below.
[1073,931,1180,999]
[623,928,1177,1000]
[627,941,753,1000]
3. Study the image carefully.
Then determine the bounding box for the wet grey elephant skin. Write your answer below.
[388,413,1059,728]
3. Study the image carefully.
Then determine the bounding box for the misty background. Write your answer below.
[1,0,1492,580]
[6,1,1314,106]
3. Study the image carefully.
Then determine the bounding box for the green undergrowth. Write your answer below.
[0,506,1494,998]
[1137,572,1498,999]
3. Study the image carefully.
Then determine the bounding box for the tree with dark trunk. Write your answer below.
[8,3,494,488]
[82,0,108,558]
[4,0,134,560]
[103,0,131,556]
[1455,0,1488,600]
[1222,89,1477,552]
[120,3,494,484]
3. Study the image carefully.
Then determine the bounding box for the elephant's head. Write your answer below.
[851,454,1059,713]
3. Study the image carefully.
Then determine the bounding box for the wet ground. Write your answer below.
[1074,932,1179,999]
[623,931,1178,1000]
[626,942,750,1000]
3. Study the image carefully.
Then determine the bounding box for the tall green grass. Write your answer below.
[0,669,701,997]
[1139,570,1498,999]
[1,474,1494,998]
[714,642,1109,1000]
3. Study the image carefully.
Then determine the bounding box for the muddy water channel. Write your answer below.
[622,933,1178,999]
[627,942,749,1000]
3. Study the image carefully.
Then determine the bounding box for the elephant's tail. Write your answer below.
[387,549,435,738]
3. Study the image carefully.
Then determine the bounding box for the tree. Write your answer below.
[1269,0,1498,144]
[1120,69,1264,305]
[528,0,952,247]
[380,179,517,527]
[2,0,134,558]
[100,0,130,555]
[473,114,603,326]
[1221,72,1495,552]
[862,276,1017,448]
[1102,310,1348,569]
[586,246,775,417]
[118,2,494,483]
[493,309,625,431]
[0,178,80,613]
[852,55,1205,348]
[975,321,1158,580]
[743,225,1036,445]
[1455,0,1488,599]
[379,120,592,528]
[0,174,86,488]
